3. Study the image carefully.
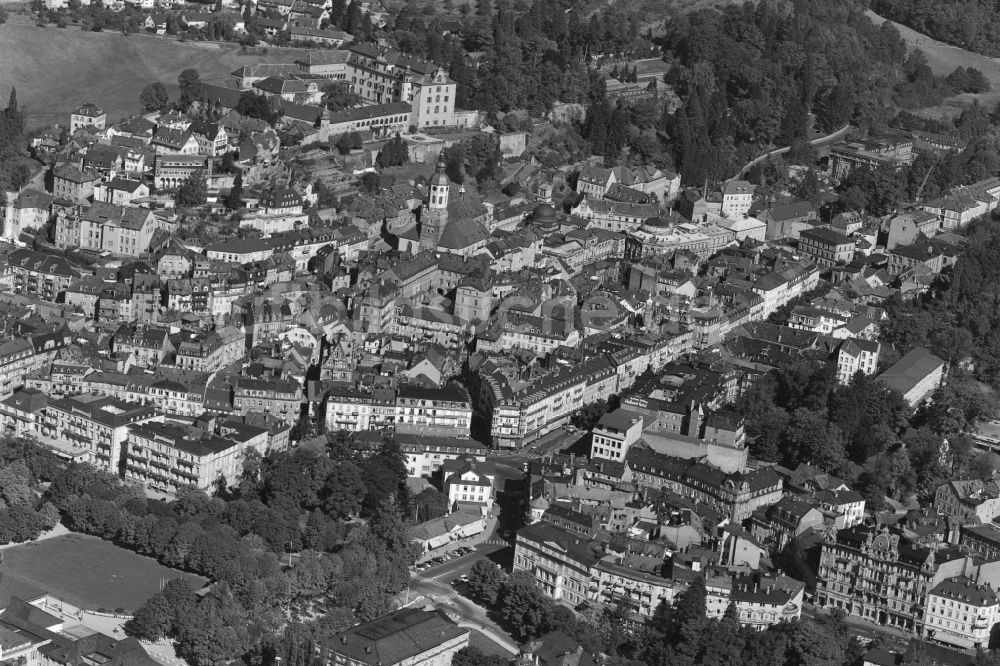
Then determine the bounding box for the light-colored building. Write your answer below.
[877,346,945,408]
[590,409,644,461]
[514,521,600,608]
[836,338,881,385]
[70,103,106,134]
[925,576,1000,650]
[443,457,494,509]
[935,479,1000,524]
[43,395,161,473]
[125,420,268,493]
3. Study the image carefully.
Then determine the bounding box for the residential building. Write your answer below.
[813,489,866,529]
[7,249,81,301]
[836,338,881,384]
[43,395,161,472]
[935,479,1000,524]
[0,388,47,437]
[56,202,161,256]
[112,324,173,367]
[925,576,1000,650]
[708,571,806,630]
[443,457,494,509]
[718,180,756,218]
[70,103,106,134]
[125,420,267,492]
[52,163,99,202]
[828,135,915,180]
[514,521,601,608]
[759,201,818,241]
[798,227,855,268]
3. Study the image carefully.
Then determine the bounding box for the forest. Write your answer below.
[871,0,1000,57]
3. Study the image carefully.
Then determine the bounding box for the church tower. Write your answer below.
[420,152,450,250]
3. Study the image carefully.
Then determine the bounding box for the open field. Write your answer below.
[0,22,310,127]
[868,9,1000,118]
[0,532,206,611]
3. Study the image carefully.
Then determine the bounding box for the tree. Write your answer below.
[376,133,408,168]
[358,171,382,194]
[500,572,553,639]
[322,81,362,112]
[321,462,365,519]
[335,131,362,154]
[570,400,607,430]
[225,172,244,210]
[175,171,207,207]
[452,646,509,666]
[177,68,202,108]
[467,558,505,605]
[124,592,173,640]
[140,82,169,112]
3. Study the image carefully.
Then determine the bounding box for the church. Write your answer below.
[397,154,491,257]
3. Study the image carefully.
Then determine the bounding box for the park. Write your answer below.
[0,532,206,612]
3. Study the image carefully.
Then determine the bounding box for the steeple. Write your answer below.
[429,152,449,211]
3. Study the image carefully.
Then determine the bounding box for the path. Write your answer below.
[735,123,851,178]
[0,522,68,550]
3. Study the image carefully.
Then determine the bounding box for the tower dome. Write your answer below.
[532,202,557,223]
[430,152,450,187]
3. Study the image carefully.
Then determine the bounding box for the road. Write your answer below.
[406,543,518,654]
[488,425,585,467]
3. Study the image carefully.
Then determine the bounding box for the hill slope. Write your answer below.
[0,23,307,126]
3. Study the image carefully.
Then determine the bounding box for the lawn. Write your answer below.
[0,533,206,612]
[867,9,1000,118]
[0,22,309,127]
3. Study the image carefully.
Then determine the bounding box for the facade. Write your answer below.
[935,479,1000,524]
[836,338,881,384]
[925,576,1000,650]
[125,420,267,492]
[43,395,161,472]
[70,103,106,134]
[798,227,855,268]
[56,202,160,256]
[514,522,600,608]
[590,409,644,461]
[816,525,956,632]
[443,457,494,509]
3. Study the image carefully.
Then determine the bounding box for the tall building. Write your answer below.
[419,154,450,250]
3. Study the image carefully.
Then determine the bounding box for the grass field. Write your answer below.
[868,9,1000,118]
[0,22,309,127]
[0,533,206,612]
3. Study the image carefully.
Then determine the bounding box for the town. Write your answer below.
[0,0,1000,665]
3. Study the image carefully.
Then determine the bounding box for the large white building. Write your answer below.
[925,576,1000,650]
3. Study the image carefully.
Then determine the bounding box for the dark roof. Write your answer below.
[328,608,467,664]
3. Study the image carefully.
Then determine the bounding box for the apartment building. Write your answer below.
[232,376,302,424]
[44,395,161,473]
[514,522,601,608]
[113,324,173,368]
[935,479,1000,524]
[836,338,881,385]
[322,608,468,666]
[925,576,1000,650]
[395,383,472,437]
[443,457,494,509]
[590,409,644,461]
[798,227,855,268]
[173,327,245,372]
[125,420,268,492]
[55,202,161,256]
[7,249,81,301]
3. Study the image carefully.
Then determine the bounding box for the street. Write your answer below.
[406,543,518,654]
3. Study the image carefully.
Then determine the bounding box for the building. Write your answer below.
[836,338,881,384]
[43,395,161,472]
[321,607,469,666]
[828,135,915,180]
[590,409,644,461]
[55,202,161,256]
[514,521,601,608]
[113,324,173,367]
[760,201,818,241]
[925,576,1000,650]
[877,347,946,407]
[70,103,106,134]
[125,420,267,492]
[327,101,411,140]
[7,249,81,301]
[153,155,211,190]
[816,524,960,632]
[935,479,1000,524]
[718,180,756,218]
[52,163,99,202]
[798,227,855,268]
[394,384,472,437]
[709,571,806,630]
[3,188,54,240]
[443,457,494,509]
[345,43,458,129]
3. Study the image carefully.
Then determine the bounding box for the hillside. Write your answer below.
[867,9,1000,117]
[0,23,308,127]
